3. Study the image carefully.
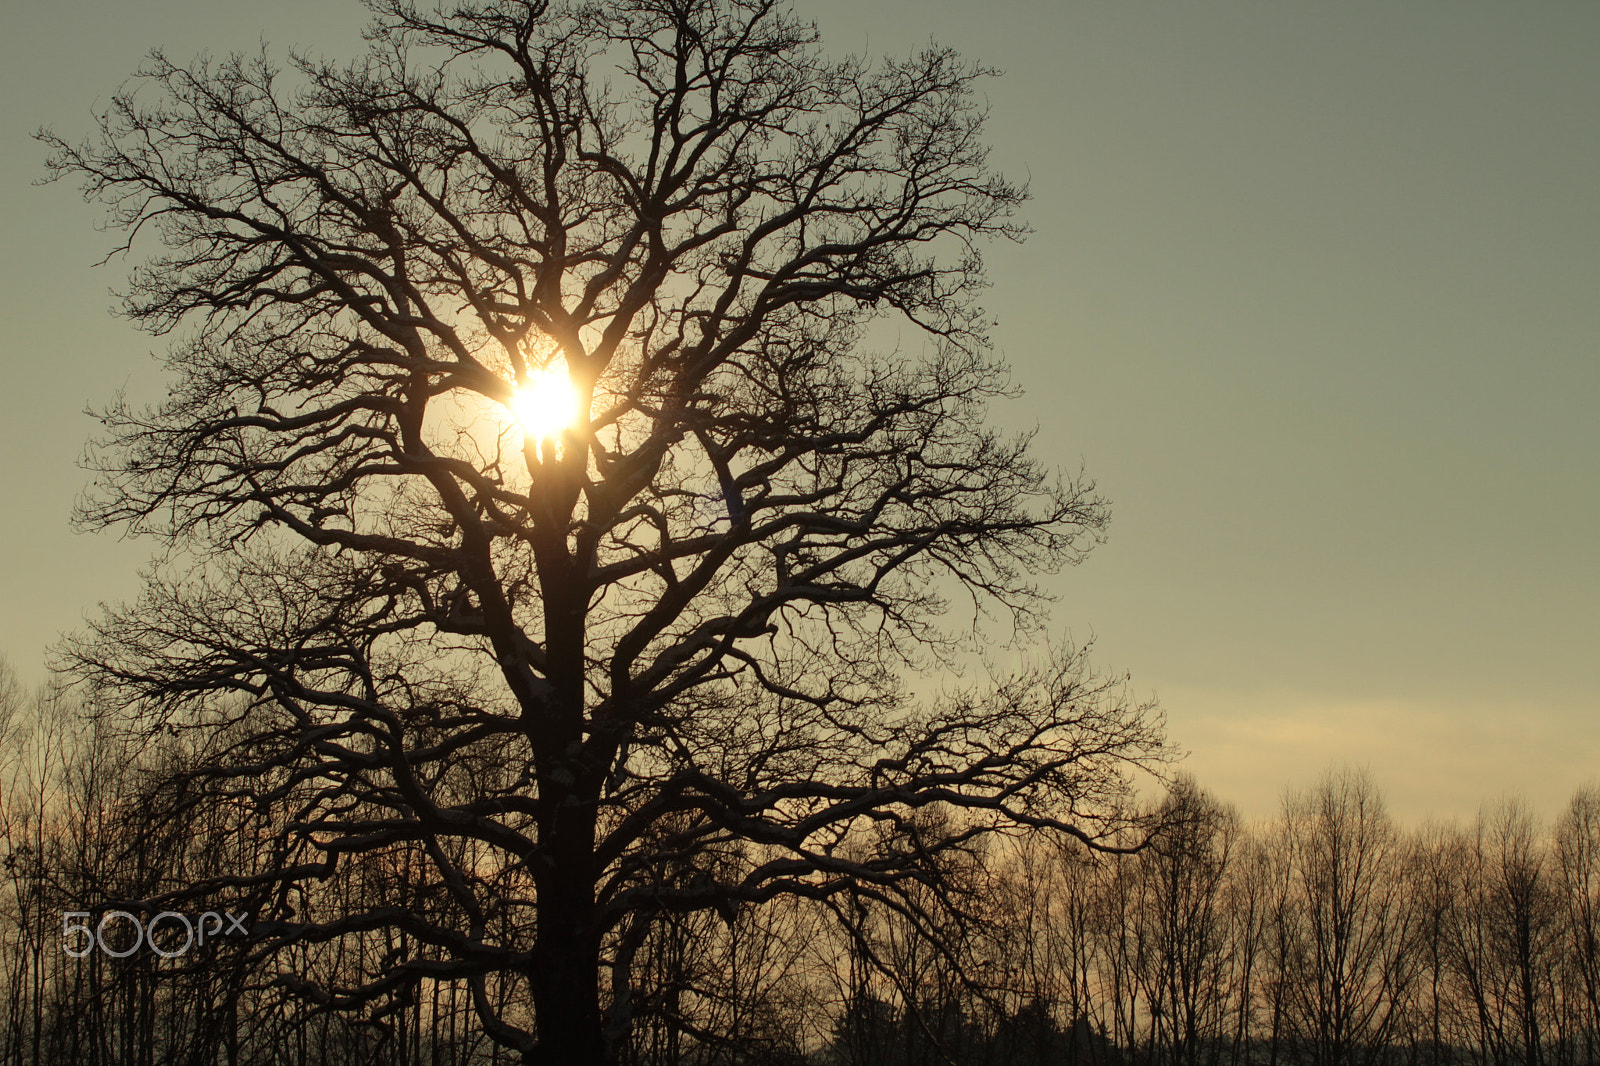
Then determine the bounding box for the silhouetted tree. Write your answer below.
[1453,800,1561,1066]
[1554,788,1600,1066]
[1272,769,1416,1066]
[1135,778,1239,1066]
[44,1,1168,1062]
[1409,820,1470,1066]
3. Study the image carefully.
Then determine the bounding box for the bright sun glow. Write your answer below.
[510,364,580,441]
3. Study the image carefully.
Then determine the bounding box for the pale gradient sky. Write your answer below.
[2,0,1595,825]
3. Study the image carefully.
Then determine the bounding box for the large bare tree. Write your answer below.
[46,1,1167,1062]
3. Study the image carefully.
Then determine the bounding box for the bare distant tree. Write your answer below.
[1453,800,1560,1066]
[1220,826,1272,1066]
[1407,819,1471,1066]
[1273,768,1416,1066]
[1135,778,1239,1066]
[44,1,1168,1062]
[1555,787,1600,1066]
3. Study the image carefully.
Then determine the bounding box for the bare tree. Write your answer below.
[1408,820,1471,1066]
[1218,822,1273,1066]
[1555,787,1600,1066]
[1451,800,1561,1066]
[1272,768,1416,1066]
[1135,778,1239,1066]
[44,1,1168,1062]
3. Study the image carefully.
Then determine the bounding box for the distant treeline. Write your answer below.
[2,669,1597,1066]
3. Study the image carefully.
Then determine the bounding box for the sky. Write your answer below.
[1,0,1595,827]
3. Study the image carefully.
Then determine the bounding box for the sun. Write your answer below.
[510,364,580,442]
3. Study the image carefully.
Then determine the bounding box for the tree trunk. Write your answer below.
[527,589,606,1066]
[527,828,605,1066]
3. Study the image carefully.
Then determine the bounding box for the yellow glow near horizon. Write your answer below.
[510,364,580,442]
